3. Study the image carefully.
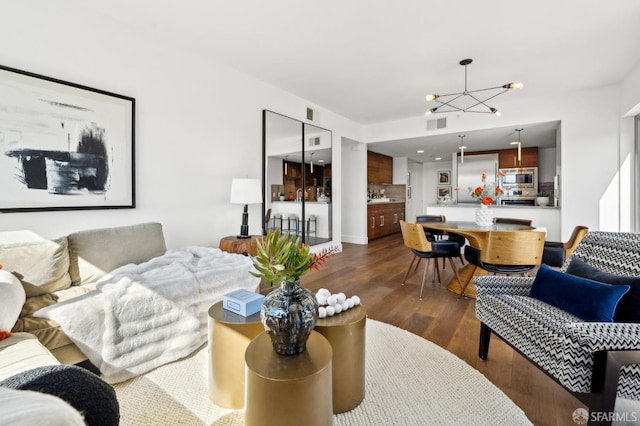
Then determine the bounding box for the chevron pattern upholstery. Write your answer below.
[475,231,640,401]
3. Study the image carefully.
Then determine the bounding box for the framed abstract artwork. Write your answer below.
[438,170,450,185]
[438,186,452,198]
[0,64,135,212]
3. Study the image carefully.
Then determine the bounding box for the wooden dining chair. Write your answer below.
[400,221,462,300]
[542,225,589,267]
[415,215,465,266]
[493,217,533,226]
[460,230,545,298]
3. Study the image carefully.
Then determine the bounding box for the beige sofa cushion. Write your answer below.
[0,238,72,297]
[68,222,166,285]
[0,332,59,381]
[0,270,26,332]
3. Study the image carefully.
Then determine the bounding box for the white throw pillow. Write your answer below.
[0,269,26,332]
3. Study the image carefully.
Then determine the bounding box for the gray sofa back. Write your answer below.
[68,222,167,285]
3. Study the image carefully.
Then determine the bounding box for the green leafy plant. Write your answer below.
[250,229,339,285]
[536,191,550,197]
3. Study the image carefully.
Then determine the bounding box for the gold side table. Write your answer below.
[207,301,263,409]
[245,331,333,426]
[315,305,367,413]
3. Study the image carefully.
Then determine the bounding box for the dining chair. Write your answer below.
[460,230,545,298]
[415,215,465,266]
[415,215,446,241]
[541,225,589,267]
[263,208,272,235]
[493,217,533,226]
[399,221,462,300]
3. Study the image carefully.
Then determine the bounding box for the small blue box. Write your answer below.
[222,289,265,317]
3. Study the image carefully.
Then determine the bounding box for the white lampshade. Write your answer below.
[230,178,262,204]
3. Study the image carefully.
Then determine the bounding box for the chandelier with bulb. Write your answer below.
[425,59,523,116]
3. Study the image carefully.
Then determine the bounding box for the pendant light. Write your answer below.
[458,135,467,164]
[284,155,288,175]
[425,58,523,116]
[510,129,523,166]
[310,152,314,173]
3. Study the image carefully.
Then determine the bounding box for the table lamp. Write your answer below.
[230,178,262,239]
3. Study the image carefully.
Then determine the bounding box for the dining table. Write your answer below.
[420,220,536,298]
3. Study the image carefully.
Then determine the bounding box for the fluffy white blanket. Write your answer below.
[35,247,260,383]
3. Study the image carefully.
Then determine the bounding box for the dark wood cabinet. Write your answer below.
[367,203,405,240]
[367,151,393,184]
[498,147,538,168]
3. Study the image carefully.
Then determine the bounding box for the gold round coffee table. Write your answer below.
[315,305,366,413]
[207,301,263,409]
[245,331,333,426]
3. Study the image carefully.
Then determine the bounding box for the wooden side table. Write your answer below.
[245,331,333,426]
[218,235,262,256]
[315,305,366,413]
[207,302,263,409]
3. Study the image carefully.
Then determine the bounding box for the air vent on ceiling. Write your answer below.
[426,117,447,131]
[306,107,314,121]
[308,136,321,146]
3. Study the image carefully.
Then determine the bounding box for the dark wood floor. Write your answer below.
[296,233,587,426]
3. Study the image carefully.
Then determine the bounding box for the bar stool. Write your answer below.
[304,215,317,239]
[270,214,282,232]
[282,214,299,235]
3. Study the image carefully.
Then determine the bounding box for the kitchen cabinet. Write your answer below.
[498,147,538,168]
[367,151,393,184]
[367,202,405,240]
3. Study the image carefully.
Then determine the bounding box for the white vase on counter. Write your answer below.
[536,196,549,207]
[475,204,494,227]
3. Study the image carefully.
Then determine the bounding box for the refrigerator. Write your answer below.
[456,154,499,204]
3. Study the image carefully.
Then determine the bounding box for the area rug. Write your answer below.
[113,319,531,425]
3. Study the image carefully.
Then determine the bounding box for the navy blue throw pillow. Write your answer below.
[530,264,630,322]
[566,257,640,322]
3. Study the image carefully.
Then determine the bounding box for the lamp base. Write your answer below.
[236,235,251,239]
[236,206,251,239]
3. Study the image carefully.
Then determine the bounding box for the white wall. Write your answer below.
[0,2,363,248]
[341,138,367,244]
[365,85,634,240]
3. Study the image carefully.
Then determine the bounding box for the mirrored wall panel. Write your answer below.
[263,110,332,246]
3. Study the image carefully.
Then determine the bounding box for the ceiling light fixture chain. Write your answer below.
[426,58,523,116]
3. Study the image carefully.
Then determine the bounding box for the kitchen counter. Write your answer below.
[272,200,331,204]
[367,199,405,204]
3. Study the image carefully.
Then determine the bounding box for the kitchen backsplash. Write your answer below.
[368,184,406,201]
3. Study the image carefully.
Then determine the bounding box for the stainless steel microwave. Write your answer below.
[499,167,538,189]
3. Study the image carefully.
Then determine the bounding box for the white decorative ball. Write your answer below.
[336,292,346,303]
[318,306,327,318]
[327,295,338,306]
[325,305,335,316]
[352,295,361,305]
[318,288,331,297]
[334,303,343,314]
[347,298,355,308]
[341,301,349,311]
[316,295,328,305]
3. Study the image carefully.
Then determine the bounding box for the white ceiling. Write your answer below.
[73,0,640,162]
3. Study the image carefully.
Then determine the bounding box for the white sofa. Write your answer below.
[0,222,168,365]
[0,333,59,382]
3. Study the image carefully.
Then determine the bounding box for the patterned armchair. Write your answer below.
[475,231,640,423]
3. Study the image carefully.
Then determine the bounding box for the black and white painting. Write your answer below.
[0,65,134,212]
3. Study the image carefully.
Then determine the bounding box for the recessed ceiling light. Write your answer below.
[435,157,442,160]
[318,159,324,163]
[417,150,424,153]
